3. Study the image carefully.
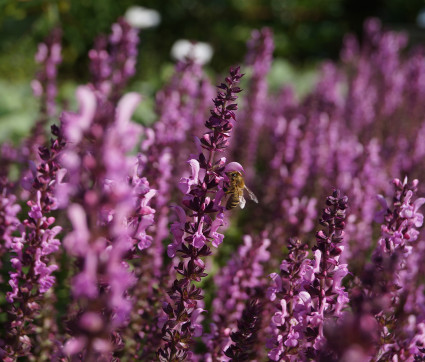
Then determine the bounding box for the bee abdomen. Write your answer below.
[226,195,239,210]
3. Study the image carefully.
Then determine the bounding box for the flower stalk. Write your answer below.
[158,67,244,361]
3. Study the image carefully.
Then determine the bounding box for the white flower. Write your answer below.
[124,6,161,29]
[171,39,213,65]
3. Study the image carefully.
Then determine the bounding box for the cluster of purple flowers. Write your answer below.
[1,16,425,361]
[267,190,349,361]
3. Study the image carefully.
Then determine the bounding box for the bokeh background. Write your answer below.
[1,0,425,142]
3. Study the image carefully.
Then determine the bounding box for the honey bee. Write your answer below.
[225,171,258,210]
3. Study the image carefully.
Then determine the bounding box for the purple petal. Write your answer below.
[224,161,244,173]
[116,92,142,126]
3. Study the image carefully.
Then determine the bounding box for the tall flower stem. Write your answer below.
[4,125,64,359]
[60,86,154,360]
[158,67,244,361]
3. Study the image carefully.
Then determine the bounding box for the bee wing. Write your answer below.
[244,185,258,203]
[239,194,246,209]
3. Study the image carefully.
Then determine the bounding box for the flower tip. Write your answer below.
[392,178,403,188]
[116,92,142,125]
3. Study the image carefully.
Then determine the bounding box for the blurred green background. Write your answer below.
[1,0,425,142]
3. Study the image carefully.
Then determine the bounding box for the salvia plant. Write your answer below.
[2,16,425,362]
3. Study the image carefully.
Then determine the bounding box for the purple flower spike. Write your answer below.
[4,124,65,359]
[268,190,349,361]
[223,299,263,361]
[59,66,156,359]
[325,178,425,361]
[235,27,274,180]
[370,178,425,360]
[158,67,244,361]
[89,18,139,102]
[32,28,62,119]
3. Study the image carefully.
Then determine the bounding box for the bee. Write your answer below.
[225,171,258,210]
